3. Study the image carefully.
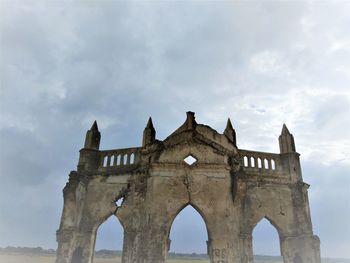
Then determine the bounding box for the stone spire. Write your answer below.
[142,117,156,146]
[224,118,236,146]
[279,124,296,153]
[84,120,101,149]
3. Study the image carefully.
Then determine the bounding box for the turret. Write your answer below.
[142,117,156,146]
[224,118,236,146]
[78,121,101,172]
[279,124,296,153]
[279,124,303,183]
[84,121,101,150]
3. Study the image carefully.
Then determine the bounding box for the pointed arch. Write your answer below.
[264,158,269,169]
[166,203,210,255]
[110,155,115,166]
[252,217,282,259]
[116,154,121,165]
[103,156,108,167]
[94,214,124,259]
[251,215,283,236]
[250,157,255,167]
[243,156,249,167]
[257,157,262,168]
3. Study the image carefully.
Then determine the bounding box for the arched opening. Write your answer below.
[116,154,121,166]
[103,156,108,167]
[264,158,269,169]
[257,158,262,168]
[243,156,248,167]
[130,153,135,164]
[166,205,209,261]
[94,215,124,262]
[252,218,282,262]
[271,159,276,170]
[250,157,255,167]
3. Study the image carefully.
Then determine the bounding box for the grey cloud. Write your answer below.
[0,0,349,258]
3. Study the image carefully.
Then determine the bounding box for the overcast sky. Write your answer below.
[0,0,349,259]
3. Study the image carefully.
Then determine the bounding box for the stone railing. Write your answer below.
[238,149,284,176]
[98,147,142,171]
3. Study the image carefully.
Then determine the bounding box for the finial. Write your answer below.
[91,120,99,131]
[281,124,290,135]
[279,123,296,153]
[143,116,156,146]
[224,118,236,146]
[226,118,233,130]
[146,117,154,129]
[84,120,101,149]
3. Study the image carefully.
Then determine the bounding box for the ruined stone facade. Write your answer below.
[56,112,321,263]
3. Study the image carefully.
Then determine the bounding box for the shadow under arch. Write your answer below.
[166,202,211,256]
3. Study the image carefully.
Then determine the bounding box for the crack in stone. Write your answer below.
[183,171,192,203]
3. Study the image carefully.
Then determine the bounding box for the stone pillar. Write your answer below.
[56,229,96,263]
[281,235,321,263]
[120,215,168,263]
[145,228,168,263]
[117,202,146,263]
[59,228,96,263]
[75,229,97,263]
[121,227,144,263]
[206,216,238,263]
[208,237,237,263]
[56,173,82,263]
[238,234,253,263]
[56,229,76,263]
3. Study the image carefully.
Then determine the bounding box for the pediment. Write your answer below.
[141,112,237,166]
[155,131,236,165]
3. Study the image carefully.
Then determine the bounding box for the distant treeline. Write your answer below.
[1,247,349,262]
[0,246,56,255]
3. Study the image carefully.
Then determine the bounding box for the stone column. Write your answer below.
[56,229,76,263]
[208,237,237,263]
[121,227,144,263]
[143,218,168,263]
[120,214,168,263]
[206,216,238,263]
[79,229,97,263]
[117,203,146,263]
[56,173,82,263]
[238,234,253,263]
[56,229,96,263]
[280,235,321,263]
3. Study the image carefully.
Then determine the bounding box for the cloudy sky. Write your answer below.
[0,0,349,259]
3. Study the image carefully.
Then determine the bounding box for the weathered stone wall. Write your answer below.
[56,112,320,263]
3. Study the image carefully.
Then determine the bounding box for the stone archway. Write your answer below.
[56,112,321,263]
[94,214,124,260]
[166,204,210,259]
[251,217,282,260]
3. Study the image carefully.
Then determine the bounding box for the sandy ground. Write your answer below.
[0,255,291,263]
[1,254,349,263]
[0,255,214,263]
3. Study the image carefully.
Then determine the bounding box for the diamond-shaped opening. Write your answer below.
[184,155,197,166]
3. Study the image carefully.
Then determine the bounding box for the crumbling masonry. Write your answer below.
[56,112,321,263]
